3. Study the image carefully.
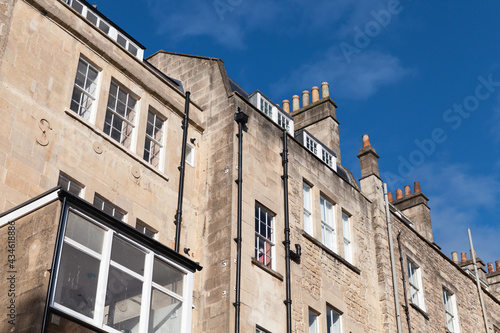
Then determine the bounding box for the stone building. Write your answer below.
[0,0,499,332]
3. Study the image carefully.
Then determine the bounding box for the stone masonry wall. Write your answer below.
[0,201,61,332]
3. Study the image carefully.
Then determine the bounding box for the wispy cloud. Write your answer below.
[270,48,415,100]
[144,0,397,50]
[407,162,500,265]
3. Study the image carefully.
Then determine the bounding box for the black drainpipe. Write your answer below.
[234,108,248,333]
[174,91,190,253]
[281,130,301,333]
[397,231,411,333]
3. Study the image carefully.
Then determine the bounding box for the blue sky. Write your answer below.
[98,0,500,267]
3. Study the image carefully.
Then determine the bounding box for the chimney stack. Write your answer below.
[292,95,300,111]
[452,252,459,263]
[357,134,380,179]
[496,260,500,272]
[302,90,310,107]
[488,262,494,274]
[414,181,421,193]
[282,100,290,113]
[461,252,467,262]
[311,86,320,103]
[388,192,394,202]
[396,189,403,200]
[321,82,330,98]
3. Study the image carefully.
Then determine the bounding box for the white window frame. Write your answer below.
[51,207,194,333]
[443,289,460,333]
[255,203,275,270]
[260,97,273,118]
[93,194,126,222]
[320,196,336,252]
[278,112,290,130]
[303,182,313,235]
[408,259,426,311]
[322,150,333,168]
[309,308,319,333]
[342,212,352,263]
[305,135,317,154]
[58,173,85,198]
[185,143,195,166]
[143,108,165,168]
[104,80,137,149]
[326,306,342,333]
[70,57,99,121]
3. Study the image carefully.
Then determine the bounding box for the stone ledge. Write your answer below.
[251,258,284,281]
[409,302,430,320]
[302,231,361,275]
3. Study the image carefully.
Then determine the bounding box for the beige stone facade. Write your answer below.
[0,1,499,333]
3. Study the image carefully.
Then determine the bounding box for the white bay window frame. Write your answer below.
[51,207,194,333]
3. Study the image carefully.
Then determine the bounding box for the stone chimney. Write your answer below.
[452,251,459,263]
[392,181,434,243]
[357,134,380,180]
[457,249,487,281]
[290,82,340,161]
[487,259,500,299]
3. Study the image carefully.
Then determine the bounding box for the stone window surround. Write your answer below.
[143,108,166,168]
[407,257,426,312]
[326,304,342,333]
[320,195,336,252]
[255,203,276,270]
[104,80,138,149]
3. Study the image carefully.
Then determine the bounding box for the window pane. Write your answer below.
[150,288,183,333]
[104,266,142,332]
[65,211,105,253]
[111,236,146,275]
[54,244,100,319]
[153,258,184,296]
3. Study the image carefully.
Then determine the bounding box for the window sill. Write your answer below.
[251,258,284,281]
[302,231,361,275]
[65,109,170,182]
[409,302,429,320]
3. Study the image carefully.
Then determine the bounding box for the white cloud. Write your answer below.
[401,162,500,265]
[270,48,415,100]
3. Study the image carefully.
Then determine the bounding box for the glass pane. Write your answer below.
[150,288,183,333]
[110,236,145,275]
[54,244,100,318]
[104,266,142,332]
[117,34,127,48]
[153,258,184,296]
[98,20,110,34]
[65,211,104,253]
[86,11,98,25]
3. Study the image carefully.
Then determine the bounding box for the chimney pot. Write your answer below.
[488,262,494,274]
[321,82,330,98]
[396,189,403,200]
[404,185,411,196]
[414,181,421,193]
[452,252,459,263]
[496,260,500,272]
[362,134,371,148]
[387,192,394,202]
[311,87,320,103]
[282,100,290,113]
[461,252,467,262]
[302,90,310,107]
[292,95,300,111]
